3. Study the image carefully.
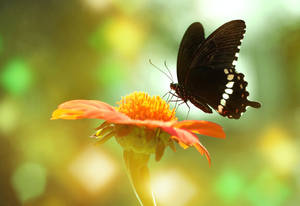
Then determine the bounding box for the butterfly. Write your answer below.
[170,20,261,119]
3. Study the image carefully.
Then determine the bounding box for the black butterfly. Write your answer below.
[170,20,261,119]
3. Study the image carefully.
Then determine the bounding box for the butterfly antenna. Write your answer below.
[164,60,174,82]
[149,59,173,82]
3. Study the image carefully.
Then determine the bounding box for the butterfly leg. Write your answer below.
[169,98,184,117]
[174,97,179,110]
[162,90,171,99]
[184,102,190,120]
[167,92,174,103]
[167,91,181,103]
[174,100,180,113]
[174,100,187,114]
[164,91,174,103]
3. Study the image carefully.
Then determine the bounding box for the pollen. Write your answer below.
[116,92,176,121]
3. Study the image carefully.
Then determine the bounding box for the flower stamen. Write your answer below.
[117,92,176,121]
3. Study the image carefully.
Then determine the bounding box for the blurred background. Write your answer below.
[0,0,299,205]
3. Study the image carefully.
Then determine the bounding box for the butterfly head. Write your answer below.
[170,83,177,91]
[170,83,188,102]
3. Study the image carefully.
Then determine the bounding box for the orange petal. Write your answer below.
[161,126,199,147]
[177,141,189,149]
[59,100,115,111]
[51,109,84,120]
[161,126,210,163]
[173,120,226,138]
[51,100,131,122]
[194,143,211,165]
[126,119,174,129]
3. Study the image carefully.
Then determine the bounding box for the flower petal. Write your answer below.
[194,143,211,165]
[59,100,115,111]
[173,120,226,138]
[160,126,211,163]
[124,119,174,128]
[161,126,199,146]
[51,108,84,120]
[51,100,131,122]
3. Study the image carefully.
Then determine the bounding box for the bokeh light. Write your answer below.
[197,0,252,22]
[0,58,33,95]
[107,18,144,58]
[69,147,117,193]
[0,34,3,54]
[11,162,47,203]
[152,170,197,206]
[282,0,300,17]
[214,169,245,203]
[258,125,298,174]
[0,97,18,135]
[90,17,145,59]
[82,0,112,11]
[245,170,291,206]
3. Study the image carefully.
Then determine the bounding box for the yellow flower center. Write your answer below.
[116,92,177,121]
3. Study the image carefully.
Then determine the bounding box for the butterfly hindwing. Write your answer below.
[186,66,260,118]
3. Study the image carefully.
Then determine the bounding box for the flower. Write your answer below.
[51,92,225,163]
[51,92,225,206]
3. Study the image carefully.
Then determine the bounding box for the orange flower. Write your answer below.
[51,92,225,163]
[51,92,225,206]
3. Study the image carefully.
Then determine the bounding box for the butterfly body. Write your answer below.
[170,20,261,119]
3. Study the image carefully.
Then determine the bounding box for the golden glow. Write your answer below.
[42,196,66,206]
[82,0,111,11]
[69,147,117,193]
[106,18,145,58]
[117,92,176,121]
[258,126,298,174]
[0,97,18,134]
[197,0,250,20]
[151,170,197,206]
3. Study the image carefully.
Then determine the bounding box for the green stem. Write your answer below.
[123,150,157,206]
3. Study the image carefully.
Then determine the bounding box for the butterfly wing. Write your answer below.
[187,66,260,118]
[185,20,246,85]
[183,20,260,119]
[177,22,205,85]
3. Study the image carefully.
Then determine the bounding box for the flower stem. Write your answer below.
[123,150,157,206]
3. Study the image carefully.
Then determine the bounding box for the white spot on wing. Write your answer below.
[224,68,229,74]
[223,93,229,99]
[227,74,234,81]
[225,88,233,94]
[226,81,234,88]
[220,99,226,106]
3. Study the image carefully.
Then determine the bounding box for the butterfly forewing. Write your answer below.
[177,22,205,85]
[189,20,245,75]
